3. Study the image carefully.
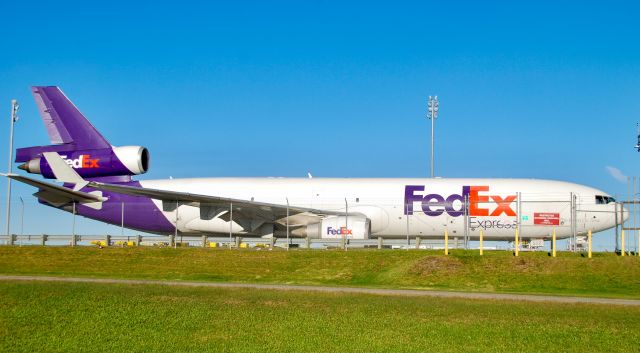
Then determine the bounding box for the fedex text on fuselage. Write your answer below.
[404,185,517,217]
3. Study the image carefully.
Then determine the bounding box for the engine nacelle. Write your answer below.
[18,146,150,179]
[293,215,371,239]
[112,146,150,175]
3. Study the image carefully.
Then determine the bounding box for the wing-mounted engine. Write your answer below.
[292,215,371,239]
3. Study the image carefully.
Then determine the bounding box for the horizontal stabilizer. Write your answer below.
[41,152,88,190]
[42,152,82,182]
[3,173,105,208]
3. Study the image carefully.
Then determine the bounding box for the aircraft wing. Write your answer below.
[87,180,347,225]
[24,152,359,228]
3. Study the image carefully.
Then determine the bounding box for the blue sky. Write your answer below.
[0,1,638,249]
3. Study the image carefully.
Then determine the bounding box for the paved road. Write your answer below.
[1,275,639,306]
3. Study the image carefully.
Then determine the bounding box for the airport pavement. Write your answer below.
[1,275,639,306]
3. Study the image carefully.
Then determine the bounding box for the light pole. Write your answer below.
[427,96,439,178]
[19,197,24,239]
[635,123,640,152]
[344,198,348,252]
[5,100,18,244]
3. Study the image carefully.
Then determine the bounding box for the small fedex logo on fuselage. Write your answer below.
[327,226,353,236]
[60,154,100,169]
[404,185,516,217]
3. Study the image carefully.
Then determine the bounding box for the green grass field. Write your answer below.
[1,280,639,353]
[1,247,640,352]
[0,246,638,298]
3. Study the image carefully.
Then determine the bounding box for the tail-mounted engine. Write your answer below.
[17,146,150,179]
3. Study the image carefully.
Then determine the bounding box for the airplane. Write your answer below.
[5,86,626,243]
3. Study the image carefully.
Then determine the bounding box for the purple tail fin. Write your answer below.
[15,86,149,180]
[16,86,111,163]
[31,86,110,149]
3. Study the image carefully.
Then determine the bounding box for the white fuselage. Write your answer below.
[138,177,621,241]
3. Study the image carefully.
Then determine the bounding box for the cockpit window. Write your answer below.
[596,195,616,204]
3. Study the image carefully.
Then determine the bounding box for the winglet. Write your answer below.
[42,152,89,191]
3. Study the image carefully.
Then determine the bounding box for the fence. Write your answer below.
[0,190,630,253]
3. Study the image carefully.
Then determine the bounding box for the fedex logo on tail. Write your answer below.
[60,154,100,169]
[404,185,517,217]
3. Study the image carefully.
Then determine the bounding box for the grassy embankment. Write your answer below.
[1,281,639,353]
[0,246,638,298]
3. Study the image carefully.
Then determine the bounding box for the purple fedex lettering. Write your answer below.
[404,185,470,217]
[421,194,445,216]
[445,186,470,216]
[404,185,424,214]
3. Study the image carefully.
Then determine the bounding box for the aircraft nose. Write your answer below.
[622,205,630,222]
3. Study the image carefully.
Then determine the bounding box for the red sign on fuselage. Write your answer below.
[534,212,560,226]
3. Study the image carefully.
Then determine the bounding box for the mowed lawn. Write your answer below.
[0,247,639,298]
[1,281,639,353]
